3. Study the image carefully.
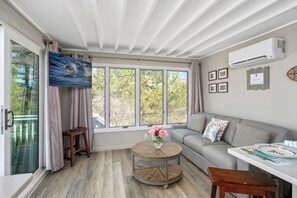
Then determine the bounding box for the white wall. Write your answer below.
[94,130,147,151]
[200,22,297,139]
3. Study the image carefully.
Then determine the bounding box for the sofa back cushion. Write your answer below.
[198,112,216,127]
[188,114,205,132]
[215,115,242,144]
[240,119,292,143]
[232,123,271,147]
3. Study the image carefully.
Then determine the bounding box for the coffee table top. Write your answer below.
[132,141,182,160]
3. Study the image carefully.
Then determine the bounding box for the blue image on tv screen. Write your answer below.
[49,51,92,88]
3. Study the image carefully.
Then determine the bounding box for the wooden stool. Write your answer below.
[208,167,278,198]
[63,127,90,166]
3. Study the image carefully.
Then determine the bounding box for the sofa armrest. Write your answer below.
[171,124,188,129]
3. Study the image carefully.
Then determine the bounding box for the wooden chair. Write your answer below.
[208,167,278,198]
[63,127,90,166]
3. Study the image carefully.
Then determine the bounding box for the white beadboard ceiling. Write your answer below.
[8,0,297,59]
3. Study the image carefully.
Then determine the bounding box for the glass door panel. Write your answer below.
[10,41,39,174]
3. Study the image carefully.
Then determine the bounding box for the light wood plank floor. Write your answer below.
[30,149,234,198]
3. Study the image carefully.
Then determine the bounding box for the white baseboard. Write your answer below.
[18,169,48,198]
[95,144,133,151]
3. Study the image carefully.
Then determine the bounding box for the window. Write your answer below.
[167,71,188,124]
[92,68,105,129]
[92,66,189,130]
[140,70,163,126]
[110,68,136,127]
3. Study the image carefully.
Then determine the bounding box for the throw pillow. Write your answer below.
[202,117,229,141]
[232,123,271,147]
[202,124,221,142]
[187,114,206,133]
[214,118,229,141]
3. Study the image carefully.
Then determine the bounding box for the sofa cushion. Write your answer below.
[215,115,242,144]
[201,144,237,169]
[232,123,271,147]
[199,113,216,127]
[170,128,198,143]
[184,134,226,154]
[188,114,205,132]
[241,119,292,143]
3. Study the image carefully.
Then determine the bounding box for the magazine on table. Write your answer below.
[241,143,297,166]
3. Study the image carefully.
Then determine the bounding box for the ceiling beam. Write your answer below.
[115,0,127,52]
[63,0,88,49]
[188,1,297,58]
[129,0,158,53]
[141,0,187,54]
[176,0,278,57]
[91,0,103,50]
[153,0,218,55]
[165,0,246,56]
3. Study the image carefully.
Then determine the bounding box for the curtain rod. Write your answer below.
[94,55,192,64]
[62,50,192,64]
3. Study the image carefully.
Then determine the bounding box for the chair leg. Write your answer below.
[265,191,272,198]
[83,131,90,157]
[210,185,217,198]
[70,135,74,167]
[220,187,225,198]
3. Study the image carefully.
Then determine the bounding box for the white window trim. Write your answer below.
[92,63,190,133]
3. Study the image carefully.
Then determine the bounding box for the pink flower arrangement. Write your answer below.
[148,126,168,138]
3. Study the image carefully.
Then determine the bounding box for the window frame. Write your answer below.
[92,63,190,133]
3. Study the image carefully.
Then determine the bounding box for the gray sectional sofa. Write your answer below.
[170,112,292,174]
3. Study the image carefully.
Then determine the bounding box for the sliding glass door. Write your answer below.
[0,25,42,175]
[10,40,39,174]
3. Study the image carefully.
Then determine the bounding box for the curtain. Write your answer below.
[69,53,94,152]
[190,61,204,114]
[47,41,64,172]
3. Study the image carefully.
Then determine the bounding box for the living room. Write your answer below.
[1,0,297,197]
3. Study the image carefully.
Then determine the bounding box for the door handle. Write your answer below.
[1,105,3,134]
[5,109,14,130]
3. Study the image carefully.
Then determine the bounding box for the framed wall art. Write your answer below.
[49,51,92,88]
[209,83,217,93]
[218,82,228,93]
[208,70,217,81]
[247,66,269,90]
[218,68,228,79]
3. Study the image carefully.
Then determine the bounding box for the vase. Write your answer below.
[153,136,164,149]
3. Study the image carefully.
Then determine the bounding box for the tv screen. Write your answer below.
[49,51,92,88]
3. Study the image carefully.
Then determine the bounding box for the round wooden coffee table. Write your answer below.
[131,140,183,188]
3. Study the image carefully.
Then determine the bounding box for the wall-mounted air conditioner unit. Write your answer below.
[228,37,285,68]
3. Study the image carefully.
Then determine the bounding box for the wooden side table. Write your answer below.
[62,127,90,166]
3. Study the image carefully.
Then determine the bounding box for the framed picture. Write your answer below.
[218,82,228,93]
[247,66,269,90]
[209,83,217,93]
[218,68,228,79]
[208,70,217,81]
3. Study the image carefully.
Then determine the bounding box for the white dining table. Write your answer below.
[0,173,32,197]
[228,147,297,198]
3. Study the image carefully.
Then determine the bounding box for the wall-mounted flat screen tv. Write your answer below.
[49,51,92,88]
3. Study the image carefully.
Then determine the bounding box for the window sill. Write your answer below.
[94,125,172,134]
